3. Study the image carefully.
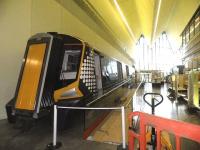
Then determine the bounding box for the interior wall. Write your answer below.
[31,0,131,64]
[0,0,31,119]
[0,0,132,119]
[31,0,62,34]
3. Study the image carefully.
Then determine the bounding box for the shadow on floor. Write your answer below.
[0,110,117,150]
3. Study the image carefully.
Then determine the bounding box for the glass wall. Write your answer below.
[181,6,200,47]
[134,33,179,72]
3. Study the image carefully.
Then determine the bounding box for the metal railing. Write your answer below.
[47,105,126,149]
[125,81,143,108]
[86,78,132,106]
[47,81,143,150]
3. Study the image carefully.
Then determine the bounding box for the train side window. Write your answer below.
[60,50,81,80]
[101,57,119,88]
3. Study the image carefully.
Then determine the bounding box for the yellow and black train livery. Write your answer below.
[6,32,134,123]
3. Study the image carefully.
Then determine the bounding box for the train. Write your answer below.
[6,32,135,126]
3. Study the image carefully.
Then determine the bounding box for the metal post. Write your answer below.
[121,106,126,149]
[175,75,178,101]
[53,105,57,147]
[46,105,62,150]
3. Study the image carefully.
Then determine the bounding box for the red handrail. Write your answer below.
[128,111,200,150]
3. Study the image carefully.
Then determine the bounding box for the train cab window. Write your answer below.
[60,50,81,80]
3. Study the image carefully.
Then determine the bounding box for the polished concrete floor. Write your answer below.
[90,83,200,149]
[0,114,116,150]
[0,83,200,150]
[134,83,200,124]
[0,84,135,150]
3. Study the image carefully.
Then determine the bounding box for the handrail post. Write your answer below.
[47,106,130,149]
[121,106,126,149]
[46,105,62,150]
[53,104,57,146]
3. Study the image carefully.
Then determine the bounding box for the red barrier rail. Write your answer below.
[128,111,200,150]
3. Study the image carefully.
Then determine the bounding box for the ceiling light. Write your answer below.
[152,0,162,43]
[113,0,135,41]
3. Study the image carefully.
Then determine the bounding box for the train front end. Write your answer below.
[6,33,93,123]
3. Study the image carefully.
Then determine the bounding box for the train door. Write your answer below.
[117,62,123,80]
[126,65,129,77]
[94,53,102,90]
[122,63,127,80]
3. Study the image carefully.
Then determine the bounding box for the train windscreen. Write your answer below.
[60,50,81,80]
